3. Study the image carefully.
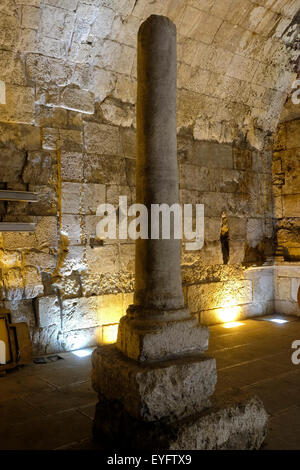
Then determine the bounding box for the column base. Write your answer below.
[92,389,268,450]
[92,345,216,422]
[117,309,209,362]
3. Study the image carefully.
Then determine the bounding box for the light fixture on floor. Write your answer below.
[264,317,289,324]
[72,348,93,358]
[222,321,245,329]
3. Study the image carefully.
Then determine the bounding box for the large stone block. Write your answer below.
[21,5,40,29]
[60,151,83,182]
[0,50,26,86]
[188,279,253,313]
[84,122,122,155]
[275,277,291,300]
[96,40,135,75]
[0,146,26,182]
[90,5,115,39]
[92,68,116,102]
[60,85,95,114]
[97,292,124,325]
[24,266,44,299]
[22,150,57,185]
[283,195,300,218]
[93,379,268,450]
[228,216,247,240]
[0,85,35,124]
[274,300,299,316]
[101,98,135,128]
[62,296,98,332]
[84,154,127,185]
[58,246,84,276]
[61,214,81,245]
[228,240,245,265]
[40,4,75,41]
[4,299,36,327]
[61,182,81,215]
[36,295,61,328]
[286,120,300,150]
[63,326,98,351]
[27,185,57,216]
[113,75,137,104]
[3,268,24,300]
[92,344,216,422]
[0,250,22,268]
[252,269,274,303]
[2,216,58,250]
[82,183,105,214]
[86,244,119,275]
[26,53,73,86]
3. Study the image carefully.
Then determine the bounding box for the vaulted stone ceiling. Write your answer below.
[1,0,299,151]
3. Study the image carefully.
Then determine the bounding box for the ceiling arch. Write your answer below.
[0,0,299,149]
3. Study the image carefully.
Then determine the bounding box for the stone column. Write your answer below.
[91,15,268,450]
[116,15,209,363]
[134,15,183,312]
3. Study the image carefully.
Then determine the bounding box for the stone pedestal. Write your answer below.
[93,388,268,450]
[91,15,268,450]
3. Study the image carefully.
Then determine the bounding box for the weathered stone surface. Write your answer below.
[61,182,81,215]
[3,268,24,300]
[291,278,300,302]
[36,295,61,327]
[60,151,83,182]
[84,154,127,185]
[117,313,209,362]
[81,183,105,214]
[60,85,95,114]
[93,388,268,450]
[92,344,216,422]
[23,266,44,298]
[85,245,119,275]
[61,214,81,245]
[62,296,98,332]
[0,84,35,124]
[22,150,57,185]
[188,280,252,313]
[84,122,121,155]
[275,276,291,300]
[274,299,299,316]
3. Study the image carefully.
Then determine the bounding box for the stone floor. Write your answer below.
[0,315,300,450]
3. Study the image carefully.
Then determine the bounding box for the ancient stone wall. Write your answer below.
[273,117,300,316]
[0,0,298,353]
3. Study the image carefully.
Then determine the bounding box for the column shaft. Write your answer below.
[135,15,184,313]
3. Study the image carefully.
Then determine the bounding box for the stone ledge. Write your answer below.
[92,344,217,422]
[93,388,268,450]
[117,313,210,362]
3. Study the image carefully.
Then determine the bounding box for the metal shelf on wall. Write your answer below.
[0,222,36,232]
[0,190,38,232]
[0,190,38,202]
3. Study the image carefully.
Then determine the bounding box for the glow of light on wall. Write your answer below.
[72,348,93,358]
[222,321,245,329]
[97,323,119,344]
[218,305,241,323]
